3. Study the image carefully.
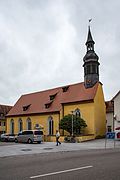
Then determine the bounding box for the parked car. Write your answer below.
[115,127,120,140]
[15,130,43,144]
[0,133,15,142]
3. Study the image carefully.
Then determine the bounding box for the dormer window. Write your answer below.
[49,93,57,101]
[45,101,53,109]
[45,104,50,109]
[23,104,31,111]
[62,86,69,92]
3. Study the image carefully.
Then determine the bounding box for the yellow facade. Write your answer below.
[7,113,60,135]
[94,83,106,136]
[63,102,94,135]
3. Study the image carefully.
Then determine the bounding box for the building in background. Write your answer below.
[112,91,120,130]
[106,101,114,132]
[0,104,12,134]
[6,26,106,140]
[105,90,120,133]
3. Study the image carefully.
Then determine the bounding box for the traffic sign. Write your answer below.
[106,132,115,139]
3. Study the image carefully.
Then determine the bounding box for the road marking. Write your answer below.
[30,165,93,179]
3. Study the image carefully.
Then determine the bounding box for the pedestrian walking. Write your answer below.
[56,130,61,146]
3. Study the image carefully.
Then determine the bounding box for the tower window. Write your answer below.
[92,65,97,74]
[86,65,91,74]
[84,67,87,75]
[87,43,94,51]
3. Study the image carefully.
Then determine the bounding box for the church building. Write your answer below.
[6,26,106,140]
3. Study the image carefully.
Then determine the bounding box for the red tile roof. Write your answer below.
[7,82,99,117]
[0,104,12,114]
[0,104,12,119]
[105,101,114,113]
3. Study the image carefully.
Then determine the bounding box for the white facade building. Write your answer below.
[106,101,114,132]
[113,91,120,130]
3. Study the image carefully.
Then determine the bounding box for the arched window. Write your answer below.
[18,118,23,132]
[10,119,14,134]
[48,116,54,135]
[26,118,32,130]
[75,108,81,117]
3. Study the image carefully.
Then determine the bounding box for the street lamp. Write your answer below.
[71,110,75,136]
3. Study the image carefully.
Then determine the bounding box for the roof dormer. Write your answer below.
[45,101,53,109]
[49,93,57,101]
[23,104,31,111]
[62,86,69,92]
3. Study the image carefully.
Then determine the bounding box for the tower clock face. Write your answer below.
[86,79,91,84]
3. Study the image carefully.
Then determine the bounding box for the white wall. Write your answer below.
[114,92,120,129]
[106,112,113,131]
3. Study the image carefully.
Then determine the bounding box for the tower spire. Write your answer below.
[86,25,94,45]
[86,23,95,52]
[83,24,100,88]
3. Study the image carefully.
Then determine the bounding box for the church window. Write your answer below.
[75,108,81,117]
[18,118,23,132]
[26,118,32,130]
[10,119,14,134]
[48,116,54,135]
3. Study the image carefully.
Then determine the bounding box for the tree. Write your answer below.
[59,114,87,135]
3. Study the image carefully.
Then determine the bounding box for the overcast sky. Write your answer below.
[0,0,120,105]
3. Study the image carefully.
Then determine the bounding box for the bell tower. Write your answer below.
[83,25,100,88]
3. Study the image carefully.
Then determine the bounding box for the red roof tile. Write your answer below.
[105,101,114,113]
[0,104,13,119]
[0,104,12,114]
[7,82,99,117]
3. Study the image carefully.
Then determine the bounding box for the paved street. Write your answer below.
[0,139,120,157]
[0,148,120,180]
[0,139,120,180]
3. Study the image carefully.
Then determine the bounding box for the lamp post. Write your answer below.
[71,110,75,136]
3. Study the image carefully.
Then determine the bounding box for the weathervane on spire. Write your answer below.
[88,19,92,27]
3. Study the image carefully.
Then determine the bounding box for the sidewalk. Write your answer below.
[0,139,120,157]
